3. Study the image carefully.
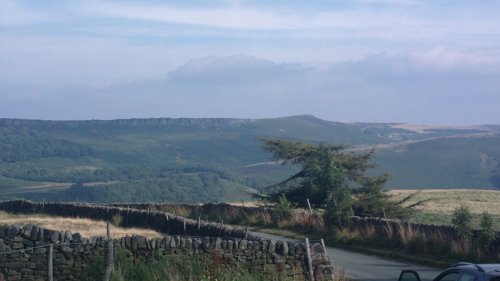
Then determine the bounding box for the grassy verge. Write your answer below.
[81,251,294,281]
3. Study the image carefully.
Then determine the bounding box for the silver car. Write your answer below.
[399,263,500,281]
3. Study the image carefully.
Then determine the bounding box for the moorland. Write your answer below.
[1,115,499,203]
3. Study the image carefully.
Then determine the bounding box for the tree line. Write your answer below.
[0,126,92,162]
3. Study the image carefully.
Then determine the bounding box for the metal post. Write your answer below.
[197,216,201,231]
[183,218,186,232]
[320,238,327,255]
[320,238,335,281]
[382,207,386,219]
[48,244,53,281]
[305,238,315,281]
[106,222,110,239]
[245,226,249,239]
[306,199,313,214]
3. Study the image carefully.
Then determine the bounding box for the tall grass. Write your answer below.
[331,220,500,265]
[101,251,292,281]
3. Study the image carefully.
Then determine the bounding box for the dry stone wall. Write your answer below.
[0,201,334,280]
[0,200,258,240]
[0,224,106,281]
[0,224,333,281]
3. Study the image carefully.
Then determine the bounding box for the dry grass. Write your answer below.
[0,211,162,239]
[389,189,500,215]
[276,210,325,231]
[226,201,260,208]
[388,189,500,228]
[334,266,351,281]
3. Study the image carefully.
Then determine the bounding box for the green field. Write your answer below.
[0,175,40,189]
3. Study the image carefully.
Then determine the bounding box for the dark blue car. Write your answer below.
[399,263,500,281]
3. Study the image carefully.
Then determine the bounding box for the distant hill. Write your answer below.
[0,115,498,202]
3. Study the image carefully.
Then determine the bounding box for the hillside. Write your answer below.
[0,115,498,202]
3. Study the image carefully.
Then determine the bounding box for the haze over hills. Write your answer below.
[0,115,499,203]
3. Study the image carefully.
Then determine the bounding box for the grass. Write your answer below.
[106,251,291,281]
[388,189,500,229]
[0,211,162,238]
[328,219,500,267]
[79,250,294,281]
[0,175,41,189]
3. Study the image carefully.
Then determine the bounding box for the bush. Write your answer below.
[273,194,295,221]
[477,211,495,249]
[451,204,473,239]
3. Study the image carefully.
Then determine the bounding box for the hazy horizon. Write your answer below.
[2,114,498,127]
[1,1,499,125]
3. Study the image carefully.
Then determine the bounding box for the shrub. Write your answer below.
[477,211,495,249]
[273,194,295,221]
[451,204,473,239]
[112,213,123,227]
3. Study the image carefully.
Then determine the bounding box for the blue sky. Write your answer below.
[1,0,500,124]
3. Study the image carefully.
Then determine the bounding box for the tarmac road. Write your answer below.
[252,232,443,281]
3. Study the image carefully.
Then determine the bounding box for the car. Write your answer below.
[398,262,500,281]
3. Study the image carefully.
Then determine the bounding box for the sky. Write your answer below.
[1,0,500,125]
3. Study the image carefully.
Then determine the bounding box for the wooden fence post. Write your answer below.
[103,223,114,281]
[305,238,315,281]
[48,244,53,281]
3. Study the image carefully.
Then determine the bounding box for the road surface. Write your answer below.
[253,232,443,281]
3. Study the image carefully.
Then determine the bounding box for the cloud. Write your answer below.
[80,1,432,32]
[84,2,305,30]
[1,52,499,125]
[0,0,50,26]
[409,47,500,71]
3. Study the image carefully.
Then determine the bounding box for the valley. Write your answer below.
[1,115,499,203]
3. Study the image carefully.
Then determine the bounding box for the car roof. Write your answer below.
[449,263,500,275]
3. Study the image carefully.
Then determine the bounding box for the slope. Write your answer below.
[0,115,498,202]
